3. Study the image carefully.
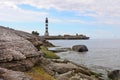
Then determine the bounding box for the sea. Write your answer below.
[48,39,120,72]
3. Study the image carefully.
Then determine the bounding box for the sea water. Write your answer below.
[48,39,120,70]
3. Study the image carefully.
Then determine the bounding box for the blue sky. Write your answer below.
[0,0,120,39]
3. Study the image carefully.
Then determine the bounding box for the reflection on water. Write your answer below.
[48,39,120,70]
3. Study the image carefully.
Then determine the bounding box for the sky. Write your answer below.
[0,0,120,39]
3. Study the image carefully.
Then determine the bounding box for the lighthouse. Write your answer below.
[44,17,49,36]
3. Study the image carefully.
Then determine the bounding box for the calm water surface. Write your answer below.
[49,39,120,70]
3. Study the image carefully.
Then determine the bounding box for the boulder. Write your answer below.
[0,67,32,80]
[0,26,42,71]
[72,45,88,52]
[108,70,120,80]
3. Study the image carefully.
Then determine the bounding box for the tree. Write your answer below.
[32,31,39,36]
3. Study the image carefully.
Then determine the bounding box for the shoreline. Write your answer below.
[0,26,113,80]
[40,57,103,80]
[47,46,112,79]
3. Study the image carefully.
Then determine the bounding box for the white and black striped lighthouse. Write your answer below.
[44,17,49,36]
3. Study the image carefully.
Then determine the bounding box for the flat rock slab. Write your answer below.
[0,67,32,80]
[49,62,79,74]
[53,62,78,69]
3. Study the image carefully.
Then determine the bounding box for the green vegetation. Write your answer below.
[91,71,103,77]
[43,41,55,47]
[32,31,39,36]
[26,66,56,80]
[40,46,60,59]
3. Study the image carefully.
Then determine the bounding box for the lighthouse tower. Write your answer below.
[44,17,49,36]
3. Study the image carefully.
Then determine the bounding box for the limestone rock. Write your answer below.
[40,58,101,80]
[72,45,88,52]
[51,62,78,74]
[56,70,99,80]
[0,67,32,80]
[0,26,40,62]
[0,26,42,71]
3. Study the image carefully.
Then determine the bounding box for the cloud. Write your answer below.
[0,0,120,25]
[11,0,119,18]
[0,0,48,22]
[1,0,120,17]
[0,8,48,22]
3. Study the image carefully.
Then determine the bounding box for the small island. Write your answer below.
[43,34,89,40]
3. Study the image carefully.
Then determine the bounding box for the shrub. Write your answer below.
[32,31,39,36]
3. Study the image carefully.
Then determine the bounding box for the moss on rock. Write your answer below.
[40,46,60,59]
[26,66,56,80]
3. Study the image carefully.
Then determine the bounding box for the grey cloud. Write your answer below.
[0,0,120,25]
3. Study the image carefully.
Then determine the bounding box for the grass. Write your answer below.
[40,46,60,59]
[26,66,56,80]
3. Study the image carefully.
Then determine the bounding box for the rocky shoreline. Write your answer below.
[0,26,118,80]
[40,58,103,80]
